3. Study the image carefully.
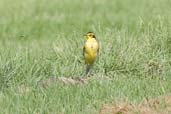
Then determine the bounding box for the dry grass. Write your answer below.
[100,95,171,114]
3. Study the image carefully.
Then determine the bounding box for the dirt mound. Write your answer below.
[40,76,89,87]
[100,95,171,114]
[40,75,111,87]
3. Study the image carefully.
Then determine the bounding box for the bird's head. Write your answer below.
[84,32,96,39]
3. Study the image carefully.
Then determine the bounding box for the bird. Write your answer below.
[83,32,99,77]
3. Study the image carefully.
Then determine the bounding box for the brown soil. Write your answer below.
[39,75,112,87]
[100,95,171,114]
[40,76,89,87]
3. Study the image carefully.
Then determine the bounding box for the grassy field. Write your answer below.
[0,0,171,113]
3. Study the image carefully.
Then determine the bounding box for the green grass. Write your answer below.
[0,0,171,113]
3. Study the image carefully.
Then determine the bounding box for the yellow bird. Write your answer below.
[83,32,99,76]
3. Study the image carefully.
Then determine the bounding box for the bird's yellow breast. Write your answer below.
[84,38,99,64]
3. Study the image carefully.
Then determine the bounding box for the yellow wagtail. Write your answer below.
[83,32,99,76]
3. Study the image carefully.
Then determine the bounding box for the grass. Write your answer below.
[0,0,171,113]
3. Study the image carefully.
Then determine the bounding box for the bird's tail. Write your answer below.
[85,64,92,77]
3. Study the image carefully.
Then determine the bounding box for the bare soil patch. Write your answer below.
[100,95,171,114]
[39,75,112,87]
[40,76,89,87]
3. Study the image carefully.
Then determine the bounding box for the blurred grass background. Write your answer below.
[0,0,171,113]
